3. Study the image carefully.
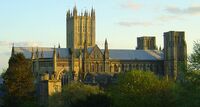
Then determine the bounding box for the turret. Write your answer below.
[91,8,95,18]
[104,39,110,72]
[159,46,162,51]
[11,43,15,57]
[73,6,77,16]
[83,39,88,59]
[69,47,75,80]
[35,47,40,74]
[53,46,57,72]
[84,10,88,16]
[31,47,35,76]
[91,8,96,47]
[36,47,39,59]
[83,39,88,73]
[78,47,83,81]
[31,47,35,59]
[104,39,109,59]
[58,43,61,48]
[57,50,60,58]
[41,49,44,58]
[67,10,70,18]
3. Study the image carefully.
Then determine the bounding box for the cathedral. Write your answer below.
[11,6,187,104]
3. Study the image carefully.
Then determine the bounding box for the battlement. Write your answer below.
[66,6,95,18]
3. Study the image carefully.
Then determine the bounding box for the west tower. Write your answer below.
[164,31,187,80]
[66,6,96,49]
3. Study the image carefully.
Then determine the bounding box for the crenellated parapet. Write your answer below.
[66,6,95,18]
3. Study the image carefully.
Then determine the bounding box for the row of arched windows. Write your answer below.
[110,63,155,72]
[85,62,157,73]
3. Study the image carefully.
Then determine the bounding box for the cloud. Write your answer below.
[166,5,200,15]
[15,42,42,47]
[118,21,152,27]
[0,41,43,47]
[157,15,184,21]
[0,51,11,56]
[0,41,11,46]
[121,0,142,11]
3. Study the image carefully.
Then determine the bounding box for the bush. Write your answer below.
[48,82,112,107]
[108,71,176,107]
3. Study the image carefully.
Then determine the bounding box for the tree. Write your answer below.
[175,40,200,107]
[3,53,35,107]
[48,82,111,107]
[0,69,6,107]
[189,40,200,71]
[186,40,200,86]
[72,93,112,107]
[108,71,176,107]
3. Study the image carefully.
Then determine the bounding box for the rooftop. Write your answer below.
[14,47,164,61]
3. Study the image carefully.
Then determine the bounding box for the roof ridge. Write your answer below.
[15,47,70,49]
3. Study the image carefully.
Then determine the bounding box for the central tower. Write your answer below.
[66,6,96,49]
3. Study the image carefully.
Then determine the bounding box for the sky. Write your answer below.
[0,0,200,73]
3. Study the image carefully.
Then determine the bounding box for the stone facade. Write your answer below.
[11,6,187,105]
[164,31,187,80]
[38,76,61,105]
[66,6,95,49]
[136,36,157,50]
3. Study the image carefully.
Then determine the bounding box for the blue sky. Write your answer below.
[0,0,200,73]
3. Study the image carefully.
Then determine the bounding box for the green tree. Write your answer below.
[189,40,200,71]
[48,82,109,107]
[0,71,5,107]
[108,71,176,107]
[72,93,112,107]
[3,53,35,107]
[175,40,200,107]
[186,40,200,85]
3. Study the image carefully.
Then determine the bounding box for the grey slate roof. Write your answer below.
[14,47,70,59]
[87,47,93,53]
[109,49,163,60]
[14,47,163,60]
[102,49,163,60]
